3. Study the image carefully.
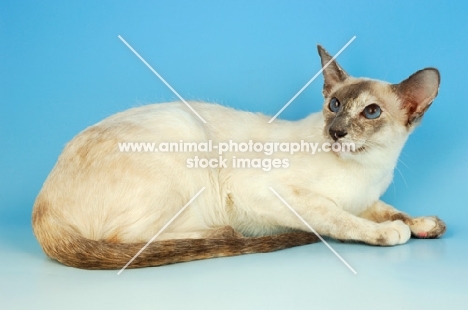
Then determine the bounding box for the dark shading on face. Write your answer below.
[322,81,387,145]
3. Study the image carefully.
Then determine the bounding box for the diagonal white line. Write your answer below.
[118,35,207,124]
[268,36,356,123]
[117,187,206,275]
[269,187,357,274]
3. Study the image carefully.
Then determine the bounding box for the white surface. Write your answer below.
[1,224,466,310]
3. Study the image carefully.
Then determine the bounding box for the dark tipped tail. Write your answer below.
[39,231,319,270]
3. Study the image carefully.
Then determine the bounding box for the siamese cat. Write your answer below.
[32,45,446,269]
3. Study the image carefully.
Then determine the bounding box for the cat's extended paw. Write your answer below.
[410,216,446,239]
[374,220,411,246]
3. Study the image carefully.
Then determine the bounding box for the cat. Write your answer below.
[32,45,446,269]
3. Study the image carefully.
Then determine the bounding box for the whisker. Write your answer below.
[395,165,408,189]
[390,176,397,199]
[397,158,412,171]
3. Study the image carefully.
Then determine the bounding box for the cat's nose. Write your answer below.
[329,128,347,141]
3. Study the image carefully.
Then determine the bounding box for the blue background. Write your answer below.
[1,1,467,309]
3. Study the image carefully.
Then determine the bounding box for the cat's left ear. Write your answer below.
[317,45,349,97]
[394,68,440,126]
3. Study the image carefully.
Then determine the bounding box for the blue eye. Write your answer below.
[363,104,381,119]
[328,97,341,113]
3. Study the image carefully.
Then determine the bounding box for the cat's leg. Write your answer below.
[311,205,411,246]
[261,192,411,246]
[359,200,446,239]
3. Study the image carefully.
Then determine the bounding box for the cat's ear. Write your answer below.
[317,45,349,97]
[394,68,440,126]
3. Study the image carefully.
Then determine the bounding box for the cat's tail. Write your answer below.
[33,222,319,270]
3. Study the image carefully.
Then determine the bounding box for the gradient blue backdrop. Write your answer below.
[1,1,467,309]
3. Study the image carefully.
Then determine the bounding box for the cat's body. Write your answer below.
[32,46,446,269]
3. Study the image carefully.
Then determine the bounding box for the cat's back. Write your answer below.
[96,101,211,140]
[87,101,269,141]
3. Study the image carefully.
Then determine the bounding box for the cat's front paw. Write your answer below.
[410,216,446,239]
[374,220,411,246]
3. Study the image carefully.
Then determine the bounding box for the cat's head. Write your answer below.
[317,45,440,161]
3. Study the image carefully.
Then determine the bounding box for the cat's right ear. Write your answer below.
[317,45,349,97]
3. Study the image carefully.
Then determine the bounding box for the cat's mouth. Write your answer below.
[329,140,367,156]
[352,145,366,153]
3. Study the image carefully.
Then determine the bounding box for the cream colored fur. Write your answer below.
[33,46,446,265]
